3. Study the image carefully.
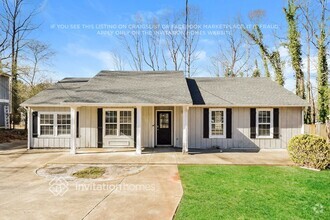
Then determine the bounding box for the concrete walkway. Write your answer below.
[47,147,294,166]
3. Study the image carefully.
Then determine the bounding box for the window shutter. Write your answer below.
[273,108,280,139]
[226,108,232,139]
[250,108,256,139]
[134,108,137,148]
[76,111,79,138]
[203,108,209,138]
[97,108,103,148]
[32,111,38,138]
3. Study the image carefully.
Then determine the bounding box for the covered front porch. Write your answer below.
[27,105,189,154]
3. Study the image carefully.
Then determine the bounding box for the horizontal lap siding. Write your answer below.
[189,107,302,149]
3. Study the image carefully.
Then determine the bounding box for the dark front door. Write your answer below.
[157,111,172,145]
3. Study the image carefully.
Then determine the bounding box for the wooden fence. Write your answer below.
[304,123,329,141]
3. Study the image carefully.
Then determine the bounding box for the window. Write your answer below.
[104,110,133,137]
[257,109,273,138]
[105,111,117,135]
[40,114,54,135]
[57,114,71,135]
[209,109,226,138]
[39,113,71,136]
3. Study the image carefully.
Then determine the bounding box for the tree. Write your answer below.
[316,0,329,123]
[20,40,55,86]
[242,24,285,86]
[182,1,201,77]
[300,0,317,123]
[211,28,251,77]
[252,59,261,77]
[284,0,305,99]
[2,0,38,127]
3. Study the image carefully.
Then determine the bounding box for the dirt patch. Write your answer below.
[36,164,146,181]
[0,129,27,144]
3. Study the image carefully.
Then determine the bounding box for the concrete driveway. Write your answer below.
[0,144,182,220]
[0,142,293,219]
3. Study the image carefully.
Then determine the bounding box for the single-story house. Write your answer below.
[0,72,10,129]
[21,71,307,154]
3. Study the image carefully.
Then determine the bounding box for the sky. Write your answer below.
[23,0,322,92]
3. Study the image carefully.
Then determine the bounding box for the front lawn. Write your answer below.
[175,166,330,220]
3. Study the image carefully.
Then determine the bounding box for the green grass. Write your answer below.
[72,167,106,179]
[175,166,330,220]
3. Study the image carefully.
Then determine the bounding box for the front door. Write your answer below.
[157,111,172,145]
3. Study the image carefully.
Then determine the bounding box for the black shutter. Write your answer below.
[273,108,280,139]
[134,108,137,148]
[32,111,38,137]
[203,108,209,138]
[76,111,79,138]
[97,108,103,148]
[250,108,256,139]
[226,108,232,139]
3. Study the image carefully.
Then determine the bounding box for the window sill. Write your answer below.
[256,136,273,139]
[209,135,226,139]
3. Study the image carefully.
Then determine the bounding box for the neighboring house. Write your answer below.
[0,73,10,129]
[21,71,307,154]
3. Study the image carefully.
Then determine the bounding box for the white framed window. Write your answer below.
[209,108,226,138]
[40,114,54,136]
[57,114,71,135]
[39,113,71,137]
[256,109,273,138]
[104,109,133,137]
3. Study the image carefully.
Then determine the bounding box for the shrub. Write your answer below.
[288,134,330,170]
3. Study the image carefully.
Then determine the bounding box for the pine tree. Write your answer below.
[284,0,305,99]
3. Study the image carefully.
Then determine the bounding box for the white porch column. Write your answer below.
[182,106,189,153]
[136,106,142,154]
[27,107,32,150]
[70,107,77,154]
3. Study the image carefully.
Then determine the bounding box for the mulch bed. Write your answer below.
[0,129,27,144]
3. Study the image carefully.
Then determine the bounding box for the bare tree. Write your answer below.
[111,50,125,71]
[118,14,144,71]
[182,2,201,77]
[299,0,317,123]
[212,28,251,77]
[20,40,55,86]
[163,12,184,71]
[2,0,38,127]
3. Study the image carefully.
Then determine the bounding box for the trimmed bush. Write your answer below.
[288,134,330,170]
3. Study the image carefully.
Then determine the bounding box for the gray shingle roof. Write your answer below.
[22,71,307,107]
[63,71,192,105]
[21,78,90,106]
[187,77,308,107]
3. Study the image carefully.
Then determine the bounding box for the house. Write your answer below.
[0,73,10,129]
[21,71,307,154]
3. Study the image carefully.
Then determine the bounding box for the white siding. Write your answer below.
[79,107,97,148]
[31,107,72,148]
[188,107,303,149]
